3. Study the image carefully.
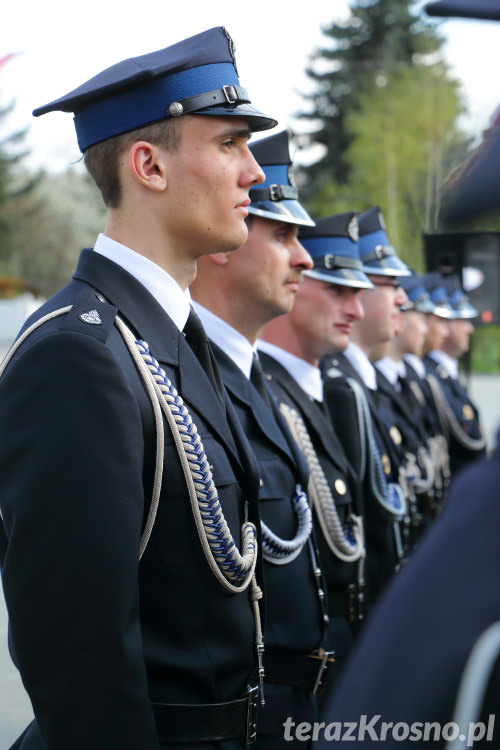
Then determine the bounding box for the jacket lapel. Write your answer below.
[211,343,296,462]
[72,249,244,472]
[260,352,350,475]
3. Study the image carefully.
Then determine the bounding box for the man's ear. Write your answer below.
[128,141,167,192]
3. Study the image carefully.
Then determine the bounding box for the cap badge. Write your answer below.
[222,27,238,75]
[347,216,359,242]
[378,209,386,230]
[79,309,103,325]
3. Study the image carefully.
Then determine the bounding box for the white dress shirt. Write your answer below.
[257,340,324,403]
[93,233,191,331]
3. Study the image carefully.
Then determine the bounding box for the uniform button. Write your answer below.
[334,478,347,495]
[390,426,402,445]
[462,404,474,420]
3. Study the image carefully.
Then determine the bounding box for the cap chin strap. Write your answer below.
[249,184,298,202]
[167,84,250,117]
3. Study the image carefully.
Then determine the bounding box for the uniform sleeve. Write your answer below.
[0,330,160,749]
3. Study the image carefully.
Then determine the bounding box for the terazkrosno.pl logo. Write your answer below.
[283,715,496,746]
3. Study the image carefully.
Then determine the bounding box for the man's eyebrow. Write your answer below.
[220,125,252,139]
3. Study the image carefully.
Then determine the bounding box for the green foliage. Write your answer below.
[2,167,106,297]
[295,0,472,275]
[470,326,500,373]
[0,82,106,297]
[297,0,447,188]
[308,65,467,269]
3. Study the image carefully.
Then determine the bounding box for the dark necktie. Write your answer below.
[314,397,329,419]
[250,353,272,409]
[183,308,226,410]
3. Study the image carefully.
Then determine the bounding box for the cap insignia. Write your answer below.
[347,216,359,242]
[222,27,238,76]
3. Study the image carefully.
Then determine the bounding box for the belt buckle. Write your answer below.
[312,650,335,695]
[246,684,259,744]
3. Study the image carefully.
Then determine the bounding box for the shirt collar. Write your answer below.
[192,301,255,379]
[257,340,324,402]
[375,356,405,386]
[344,341,378,390]
[93,233,191,331]
[404,353,426,379]
[428,350,459,379]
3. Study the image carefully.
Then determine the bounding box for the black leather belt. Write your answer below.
[152,685,259,744]
[264,648,335,695]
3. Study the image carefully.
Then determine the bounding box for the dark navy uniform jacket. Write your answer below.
[374,367,437,552]
[321,353,400,605]
[318,431,500,749]
[259,351,365,652]
[401,358,451,516]
[424,354,486,475]
[210,343,324,744]
[0,249,262,750]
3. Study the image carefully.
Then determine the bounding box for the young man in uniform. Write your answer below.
[320,207,410,599]
[423,271,486,475]
[190,130,332,748]
[373,272,450,541]
[0,27,278,750]
[257,213,372,698]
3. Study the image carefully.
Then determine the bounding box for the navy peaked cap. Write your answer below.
[358,207,410,277]
[399,271,435,313]
[425,0,500,20]
[299,213,373,289]
[421,271,454,318]
[248,130,314,227]
[443,274,479,319]
[33,27,277,151]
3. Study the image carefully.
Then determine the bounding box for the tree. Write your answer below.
[5,167,106,297]
[1,68,106,297]
[296,0,447,191]
[306,63,468,268]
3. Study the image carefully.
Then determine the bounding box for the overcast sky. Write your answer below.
[1,0,499,171]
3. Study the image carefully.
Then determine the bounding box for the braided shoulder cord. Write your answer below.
[0,307,267,698]
[278,401,365,564]
[116,319,266,701]
[115,317,259,592]
[346,378,407,520]
[260,487,313,565]
[426,374,487,452]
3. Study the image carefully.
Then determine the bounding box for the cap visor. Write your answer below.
[430,304,454,319]
[362,256,411,277]
[304,267,374,289]
[197,102,277,132]
[248,200,315,227]
[450,303,479,319]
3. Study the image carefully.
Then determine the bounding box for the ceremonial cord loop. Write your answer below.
[279,402,365,564]
[117,320,258,591]
[261,487,313,565]
[347,378,407,520]
[426,374,487,452]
